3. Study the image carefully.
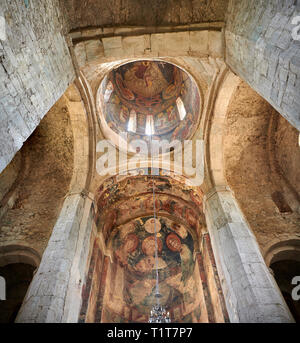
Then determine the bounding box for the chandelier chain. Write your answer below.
[148,134,171,323]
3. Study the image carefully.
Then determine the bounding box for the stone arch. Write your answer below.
[0,90,75,256]
[265,237,300,322]
[63,82,96,194]
[222,79,300,253]
[0,245,40,268]
[80,167,220,323]
[0,245,40,323]
[264,237,300,267]
[203,69,241,191]
[0,79,96,256]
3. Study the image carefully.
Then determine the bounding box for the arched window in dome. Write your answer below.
[145,115,155,135]
[104,81,113,103]
[127,110,137,133]
[176,97,186,120]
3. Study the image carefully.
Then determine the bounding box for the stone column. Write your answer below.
[204,186,294,323]
[15,192,94,323]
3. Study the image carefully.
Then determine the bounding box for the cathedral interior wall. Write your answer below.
[0,0,75,174]
[224,80,300,255]
[0,0,299,323]
[62,0,229,30]
[225,0,300,130]
[0,92,74,257]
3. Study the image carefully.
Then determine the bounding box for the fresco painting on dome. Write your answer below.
[101,216,202,322]
[96,168,203,209]
[99,61,200,144]
[97,194,199,245]
[94,168,203,245]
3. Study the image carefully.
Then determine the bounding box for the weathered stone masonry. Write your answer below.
[0,0,75,173]
[225,0,300,130]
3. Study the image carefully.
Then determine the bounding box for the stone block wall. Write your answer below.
[0,0,75,173]
[72,25,224,68]
[62,0,229,30]
[0,93,74,257]
[225,0,300,130]
[15,193,86,323]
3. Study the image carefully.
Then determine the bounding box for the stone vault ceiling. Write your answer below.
[61,0,229,30]
[99,60,201,144]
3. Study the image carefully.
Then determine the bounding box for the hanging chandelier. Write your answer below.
[148,134,171,324]
[149,304,171,323]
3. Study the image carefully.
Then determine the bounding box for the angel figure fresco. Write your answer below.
[156,112,166,129]
[171,222,188,239]
[119,106,129,123]
[166,105,177,121]
[179,244,194,285]
[115,233,139,267]
[171,112,194,140]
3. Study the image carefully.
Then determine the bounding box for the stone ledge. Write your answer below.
[73,28,224,68]
[70,22,225,41]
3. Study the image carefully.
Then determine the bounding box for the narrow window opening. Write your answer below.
[145,115,155,135]
[104,81,113,102]
[271,191,292,213]
[176,97,186,120]
[127,110,137,133]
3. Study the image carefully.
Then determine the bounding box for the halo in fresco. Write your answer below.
[142,235,163,256]
[166,232,182,252]
[144,217,161,233]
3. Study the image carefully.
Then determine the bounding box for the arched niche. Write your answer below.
[0,263,36,323]
[94,168,204,249]
[103,214,201,323]
[0,245,40,323]
[0,245,40,268]
[79,167,229,323]
[265,238,300,323]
